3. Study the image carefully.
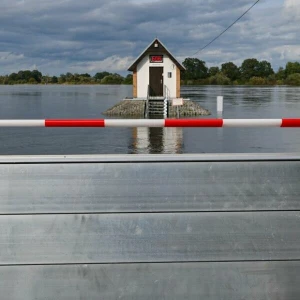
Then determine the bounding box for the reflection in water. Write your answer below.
[148,128,164,153]
[130,127,183,154]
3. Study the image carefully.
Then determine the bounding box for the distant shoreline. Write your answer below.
[2,61,300,86]
[0,83,298,87]
[2,59,300,86]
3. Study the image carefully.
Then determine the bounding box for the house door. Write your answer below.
[149,67,163,96]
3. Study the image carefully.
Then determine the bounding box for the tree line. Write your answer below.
[1,58,300,86]
[0,71,133,85]
[182,58,300,86]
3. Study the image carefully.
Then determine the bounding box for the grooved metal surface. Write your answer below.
[0,212,299,264]
[1,154,300,299]
[0,161,300,213]
[0,261,299,300]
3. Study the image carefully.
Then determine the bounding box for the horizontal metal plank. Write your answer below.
[0,153,300,163]
[0,261,299,300]
[0,212,299,264]
[0,161,300,213]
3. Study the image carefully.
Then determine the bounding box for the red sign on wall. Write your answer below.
[150,55,163,63]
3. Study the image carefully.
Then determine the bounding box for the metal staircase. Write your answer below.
[145,85,169,118]
[148,98,165,117]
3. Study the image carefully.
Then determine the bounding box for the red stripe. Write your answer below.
[281,119,300,127]
[165,119,223,127]
[45,120,105,127]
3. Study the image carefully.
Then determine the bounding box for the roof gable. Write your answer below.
[128,38,185,71]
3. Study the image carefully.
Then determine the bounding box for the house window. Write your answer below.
[168,72,172,78]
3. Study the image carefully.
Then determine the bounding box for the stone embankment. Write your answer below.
[103,100,146,117]
[168,100,210,117]
[103,100,210,117]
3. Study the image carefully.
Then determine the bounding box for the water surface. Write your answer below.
[0,85,299,154]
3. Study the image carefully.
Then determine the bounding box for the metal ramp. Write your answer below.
[0,153,300,299]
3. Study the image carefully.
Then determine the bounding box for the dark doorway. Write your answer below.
[149,67,163,96]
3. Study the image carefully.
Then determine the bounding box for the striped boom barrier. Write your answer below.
[0,119,299,127]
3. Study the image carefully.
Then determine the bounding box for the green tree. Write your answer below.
[221,62,240,81]
[17,70,33,82]
[8,73,18,82]
[249,76,266,85]
[31,70,42,83]
[3,76,9,84]
[51,76,58,84]
[257,60,274,78]
[285,62,300,76]
[123,74,133,84]
[58,74,66,84]
[208,66,219,77]
[276,67,286,80]
[101,74,124,84]
[286,73,300,86]
[65,72,74,82]
[94,72,110,81]
[79,73,91,78]
[240,58,260,80]
[266,74,277,85]
[41,75,51,84]
[79,75,93,84]
[72,73,81,83]
[208,73,230,85]
[182,58,208,80]
[28,77,37,84]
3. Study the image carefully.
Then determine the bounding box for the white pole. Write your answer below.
[217,96,223,113]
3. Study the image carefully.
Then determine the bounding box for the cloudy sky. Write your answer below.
[0,0,299,76]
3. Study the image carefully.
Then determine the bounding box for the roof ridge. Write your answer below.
[128,38,185,71]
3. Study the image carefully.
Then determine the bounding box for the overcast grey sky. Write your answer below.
[0,0,299,75]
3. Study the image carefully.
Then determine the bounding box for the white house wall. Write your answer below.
[137,54,177,98]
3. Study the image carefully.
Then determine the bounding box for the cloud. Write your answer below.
[0,0,299,75]
[69,55,135,73]
[0,52,24,62]
[284,0,300,19]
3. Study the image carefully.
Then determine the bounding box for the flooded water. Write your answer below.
[0,84,299,155]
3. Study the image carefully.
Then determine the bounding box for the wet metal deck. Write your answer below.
[0,154,299,299]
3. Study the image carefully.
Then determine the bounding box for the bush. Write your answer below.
[266,74,277,85]
[28,78,37,84]
[285,73,300,86]
[123,74,133,84]
[101,74,124,84]
[276,80,284,85]
[208,73,231,85]
[248,77,266,85]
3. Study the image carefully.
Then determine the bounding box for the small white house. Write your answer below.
[128,38,185,99]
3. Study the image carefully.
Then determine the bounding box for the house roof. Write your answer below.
[128,38,185,72]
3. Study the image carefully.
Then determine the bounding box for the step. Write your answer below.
[148,97,165,100]
[149,103,165,106]
[149,109,166,112]
[149,106,166,109]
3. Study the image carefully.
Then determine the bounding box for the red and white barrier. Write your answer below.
[0,119,299,127]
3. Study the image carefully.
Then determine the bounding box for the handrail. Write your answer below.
[163,85,171,100]
[163,85,169,118]
[144,85,150,118]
